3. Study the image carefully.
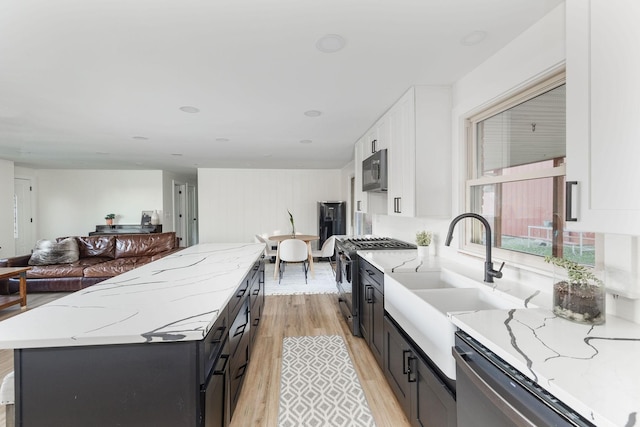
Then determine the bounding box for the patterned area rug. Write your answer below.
[264,261,337,295]
[278,335,376,427]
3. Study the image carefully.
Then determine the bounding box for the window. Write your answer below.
[465,74,596,266]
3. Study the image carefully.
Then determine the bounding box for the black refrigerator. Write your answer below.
[317,201,346,248]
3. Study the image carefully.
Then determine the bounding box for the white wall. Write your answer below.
[33,169,164,240]
[198,168,344,244]
[0,159,16,258]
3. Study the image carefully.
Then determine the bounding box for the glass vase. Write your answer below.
[552,266,605,325]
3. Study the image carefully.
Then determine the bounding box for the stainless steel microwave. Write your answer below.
[362,149,388,192]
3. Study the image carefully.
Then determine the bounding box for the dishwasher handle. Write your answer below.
[452,346,537,427]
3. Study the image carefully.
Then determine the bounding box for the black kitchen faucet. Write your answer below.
[445,213,505,283]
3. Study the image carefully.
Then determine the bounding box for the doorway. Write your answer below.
[14,178,34,256]
[173,181,198,247]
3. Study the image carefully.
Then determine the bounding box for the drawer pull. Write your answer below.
[233,323,246,337]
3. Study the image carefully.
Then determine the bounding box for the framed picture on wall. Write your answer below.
[141,211,153,225]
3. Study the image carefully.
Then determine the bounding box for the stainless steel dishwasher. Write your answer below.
[453,331,595,427]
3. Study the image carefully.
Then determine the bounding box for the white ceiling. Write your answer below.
[0,0,563,175]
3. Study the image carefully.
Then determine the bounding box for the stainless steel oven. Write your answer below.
[336,250,356,334]
[335,237,416,336]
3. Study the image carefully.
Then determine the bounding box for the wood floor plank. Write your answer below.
[0,293,410,426]
[231,294,410,427]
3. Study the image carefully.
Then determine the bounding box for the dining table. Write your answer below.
[268,234,320,280]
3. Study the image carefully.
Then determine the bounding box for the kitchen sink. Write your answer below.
[412,287,518,313]
[385,271,461,291]
[385,276,526,381]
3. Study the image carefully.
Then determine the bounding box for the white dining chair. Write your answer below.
[278,238,309,284]
[255,234,277,259]
[311,235,336,270]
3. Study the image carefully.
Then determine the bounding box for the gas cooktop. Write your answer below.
[337,236,416,251]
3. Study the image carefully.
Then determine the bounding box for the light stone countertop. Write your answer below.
[451,309,640,427]
[357,249,441,273]
[0,243,265,349]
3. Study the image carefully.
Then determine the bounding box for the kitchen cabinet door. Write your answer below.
[354,137,369,213]
[383,315,457,427]
[566,0,640,235]
[359,259,384,369]
[383,316,412,416]
[386,86,451,218]
[411,353,457,427]
[366,116,389,154]
[387,88,416,217]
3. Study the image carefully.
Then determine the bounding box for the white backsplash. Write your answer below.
[372,213,640,324]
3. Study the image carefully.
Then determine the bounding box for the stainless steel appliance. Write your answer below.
[317,201,346,249]
[335,236,416,336]
[362,149,388,192]
[454,331,594,427]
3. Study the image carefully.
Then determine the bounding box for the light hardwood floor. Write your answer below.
[0,293,410,427]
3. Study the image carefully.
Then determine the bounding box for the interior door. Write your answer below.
[174,182,187,247]
[14,178,34,256]
[187,183,198,246]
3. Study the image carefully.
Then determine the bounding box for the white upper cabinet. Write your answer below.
[566,0,640,235]
[387,88,416,217]
[354,136,368,213]
[387,86,452,218]
[364,116,390,156]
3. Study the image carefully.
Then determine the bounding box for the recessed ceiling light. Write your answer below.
[304,110,322,117]
[461,31,487,46]
[132,136,149,140]
[179,106,200,113]
[215,137,230,143]
[316,34,346,53]
[300,139,313,144]
[171,153,183,156]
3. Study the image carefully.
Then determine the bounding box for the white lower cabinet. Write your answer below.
[566,0,640,235]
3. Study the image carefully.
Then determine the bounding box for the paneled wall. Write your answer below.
[198,168,344,244]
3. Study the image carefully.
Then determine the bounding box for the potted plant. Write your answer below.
[545,256,605,325]
[288,209,296,237]
[105,213,116,226]
[415,231,432,257]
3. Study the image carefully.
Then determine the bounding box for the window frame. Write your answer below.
[461,71,569,271]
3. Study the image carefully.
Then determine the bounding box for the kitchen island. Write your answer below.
[0,242,266,426]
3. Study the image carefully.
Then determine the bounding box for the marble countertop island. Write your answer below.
[0,243,265,349]
[452,309,640,427]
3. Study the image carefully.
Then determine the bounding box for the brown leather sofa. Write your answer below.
[0,232,182,294]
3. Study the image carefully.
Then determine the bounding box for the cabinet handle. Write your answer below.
[356,200,361,211]
[365,269,376,276]
[213,354,229,375]
[233,323,246,337]
[210,326,227,344]
[394,197,402,213]
[371,139,377,153]
[402,350,412,374]
[407,356,417,383]
[565,181,578,222]
[365,285,374,303]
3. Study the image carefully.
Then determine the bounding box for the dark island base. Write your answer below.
[15,341,208,426]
